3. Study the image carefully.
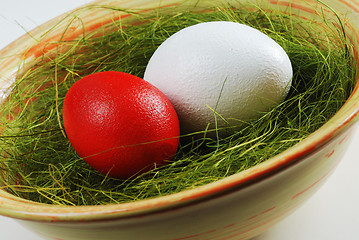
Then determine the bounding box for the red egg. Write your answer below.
[62,71,180,179]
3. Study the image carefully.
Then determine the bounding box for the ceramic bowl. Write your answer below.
[0,0,359,240]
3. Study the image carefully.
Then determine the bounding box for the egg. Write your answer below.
[144,21,293,135]
[63,71,180,179]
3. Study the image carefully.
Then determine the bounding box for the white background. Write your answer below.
[0,1,359,239]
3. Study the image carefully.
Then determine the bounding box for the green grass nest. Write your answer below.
[0,1,357,206]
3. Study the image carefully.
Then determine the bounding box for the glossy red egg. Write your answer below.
[63,71,180,179]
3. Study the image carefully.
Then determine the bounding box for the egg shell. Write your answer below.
[62,71,180,179]
[144,21,293,134]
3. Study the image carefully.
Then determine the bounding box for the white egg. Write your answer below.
[144,21,293,135]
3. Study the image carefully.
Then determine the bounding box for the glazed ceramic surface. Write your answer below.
[15,128,355,240]
[0,0,359,240]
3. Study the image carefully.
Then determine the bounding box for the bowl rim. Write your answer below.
[0,0,359,223]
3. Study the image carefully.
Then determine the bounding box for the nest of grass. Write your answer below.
[0,1,357,205]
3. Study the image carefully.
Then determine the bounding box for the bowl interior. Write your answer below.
[0,0,358,221]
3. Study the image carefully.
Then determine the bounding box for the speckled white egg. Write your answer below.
[144,21,293,134]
